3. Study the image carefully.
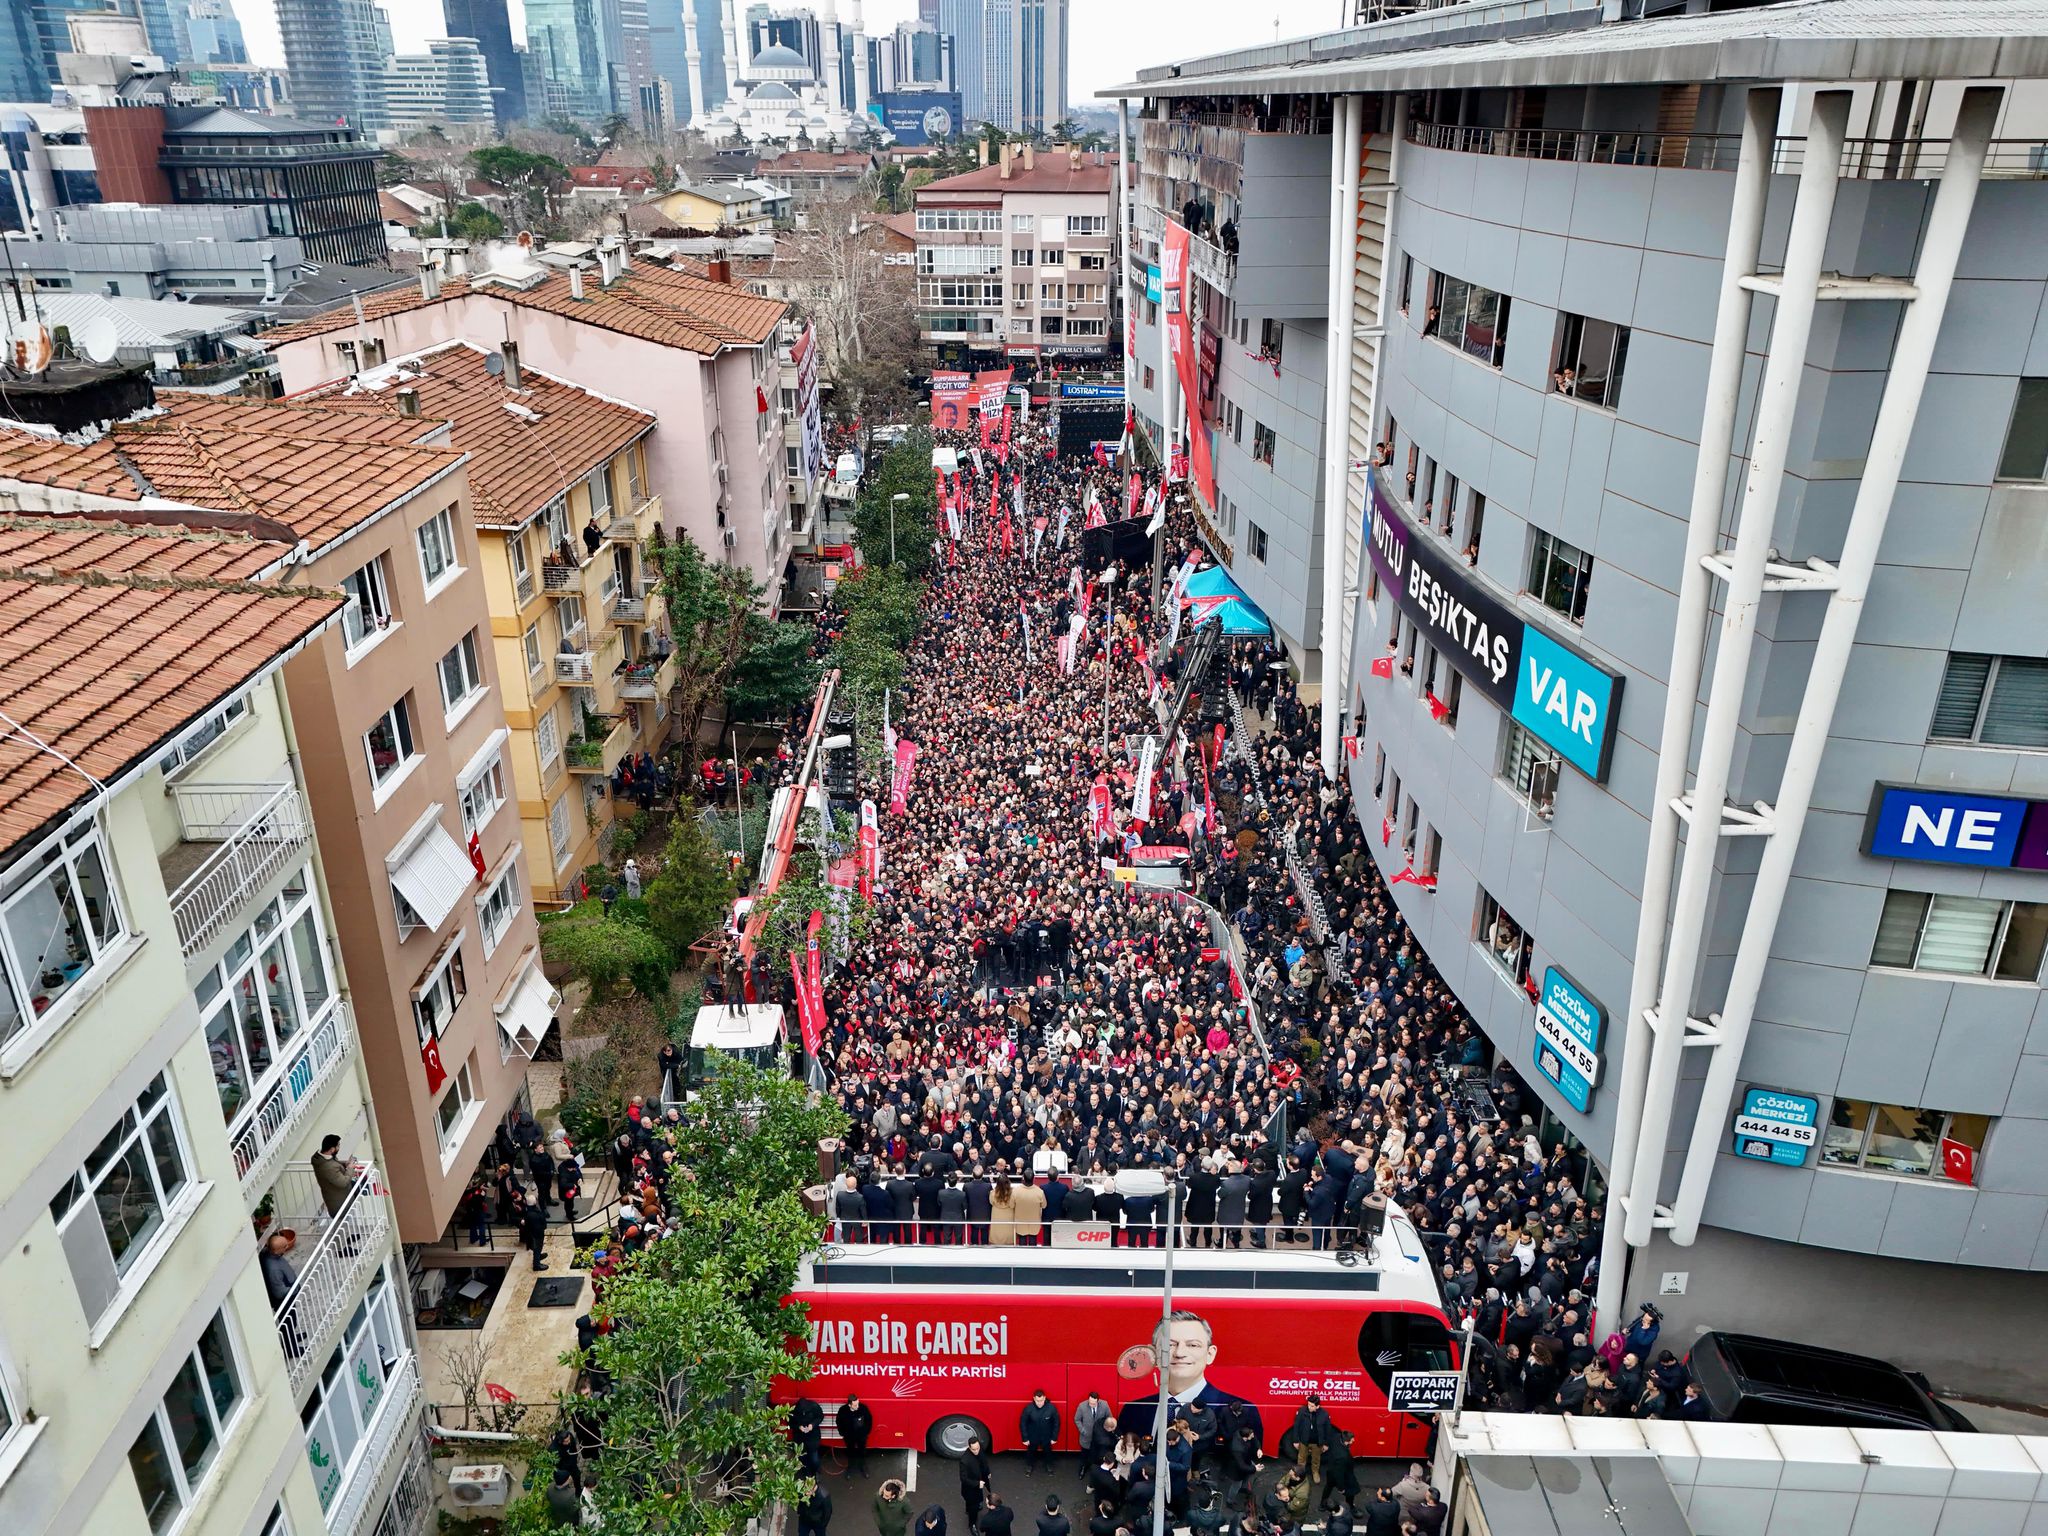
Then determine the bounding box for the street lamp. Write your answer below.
[889,493,908,565]
[1099,567,1121,755]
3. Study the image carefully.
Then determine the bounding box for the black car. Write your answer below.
[1687,1331,1976,1432]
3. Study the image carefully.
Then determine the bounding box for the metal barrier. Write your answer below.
[817,1213,1379,1252]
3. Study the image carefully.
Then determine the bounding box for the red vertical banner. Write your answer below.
[1162,220,1218,509]
[791,908,826,1060]
[857,798,880,898]
[889,739,919,814]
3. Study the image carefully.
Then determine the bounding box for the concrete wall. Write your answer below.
[1351,139,2048,1294]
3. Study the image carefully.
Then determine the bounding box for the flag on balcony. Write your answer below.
[1369,655,1395,680]
[1426,692,1449,722]
[468,831,486,883]
[421,1032,448,1095]
[1381,815,1395,846]
[756,385,770,414]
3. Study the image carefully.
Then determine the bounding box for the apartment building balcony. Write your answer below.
[554,648,596,686]
[1189,231,1237,296]
[566,715,632,776]
[540,557,583,595]
[602,493,661,543]
[269,1162,394,1399]
[325,1353,424,1536]
[617,649,676,702]
[163,779,311,959]
[611,591,648,623]
[232,1001,353,1197]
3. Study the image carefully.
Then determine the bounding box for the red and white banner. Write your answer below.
[930,370,972,431]
[1162,220,1217,508]
[889,739,919,814]
[1088,774,1114,843]
[792,908,826,1059]
[1131,736,1159,827]
[858,799,880,899]
[1369,654,1395,680]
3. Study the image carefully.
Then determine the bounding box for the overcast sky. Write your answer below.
[232,0,1341,106]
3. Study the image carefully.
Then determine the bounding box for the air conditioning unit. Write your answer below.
[722,528,739,549]
[449,1464,512,1507]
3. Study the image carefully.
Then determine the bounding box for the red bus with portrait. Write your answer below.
[773,1214,1455,1460]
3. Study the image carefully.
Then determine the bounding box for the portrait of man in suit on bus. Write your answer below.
[1123,1309,1263,1449]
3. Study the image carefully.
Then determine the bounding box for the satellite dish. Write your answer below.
[13,325,52,375]
[515,229,534,251]
[483,351,504,377]
[77,315,120,365]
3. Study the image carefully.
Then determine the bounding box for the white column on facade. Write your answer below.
[720,0,741,109]
[1622,89,1851,1252]
[1318,93,1364,778]
[1352,92,1406,695]
[682,1,704,126]
[1593,84,1777,1330]
[1118,97,1135,412]
[1666,85,2004,1245]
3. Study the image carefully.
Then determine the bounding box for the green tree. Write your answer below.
[751,849,873,980]
[728,617,821,720]
[644,807,737,955]
[850,429,939,574]
[656,532,765,743]
[447,200,505,241]
[540,899,676,1002]
[468,144,565,228]
[501,1061,842,1536]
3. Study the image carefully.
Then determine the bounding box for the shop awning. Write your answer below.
[495,958,559,1060]
[1180,565,1273,636]
[385,811,475,931]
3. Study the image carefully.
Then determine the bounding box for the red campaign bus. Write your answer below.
[773,1212,1456,1461]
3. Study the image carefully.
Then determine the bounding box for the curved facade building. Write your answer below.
[1115,0,2048,1396]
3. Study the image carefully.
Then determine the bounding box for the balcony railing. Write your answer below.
[556,649,596,685]
[612,593,648,623]
[328,1354,424,1536]
[617,651,674,701]
[541,559,582,594]
[566,716,630,776]
[364,1424,435,1536]
[233,1003,352,1197]
[168,780,310,958]
[272,1163,394,1398]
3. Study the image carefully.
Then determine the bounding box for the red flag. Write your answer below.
[468,830,487,883]
[1381,815,1395,846]
[756,385,770,414]
[421,1032,447,1095]
[1940,1137,1975,1184]
[1390,861,1437,891]
[792,909,826,1059]
[1426,693,1449,721]
[1342,735,1360,760]
[1092,443,1108,468]
[485,1382,518,1405]
[1369,655,1395,680]
[1126,471,1141,520]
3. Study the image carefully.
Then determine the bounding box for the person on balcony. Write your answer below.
[312,1133,354,1217]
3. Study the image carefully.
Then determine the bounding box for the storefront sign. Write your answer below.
[1387,1371,1463,1414]
[1366,475,1623,780]
[1733,1087,1821,1167]
[1863,783,2048,870]
[1060,381,1125,400]
[1531,966,1603,1114]
[1145,265,1163,304]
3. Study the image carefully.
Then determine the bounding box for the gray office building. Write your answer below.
[443,0,527,124]
[1114,0,2048,1399]
[274,0,388,132]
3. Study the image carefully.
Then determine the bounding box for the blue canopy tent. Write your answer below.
[1180,565,1274,636]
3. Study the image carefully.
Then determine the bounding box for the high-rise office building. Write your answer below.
[644,0,726,124]
[982,0,1062,134]
[181,0,249,66]
[935,0,981,124]
[443,0,526,123]
[612,0,660,125]
[1,4,45,100]
[386,37,495,135]
[274,0,388,131]
[525,0,610,120]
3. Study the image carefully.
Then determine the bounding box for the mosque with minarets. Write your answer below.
[682,0,888,147]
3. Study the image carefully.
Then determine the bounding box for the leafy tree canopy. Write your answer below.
[729,617,821,720]
[643,806,738,956]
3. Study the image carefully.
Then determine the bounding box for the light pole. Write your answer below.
[1150,1179,1179,1536]
[1100,566,1121,756]
[890,492,907,565]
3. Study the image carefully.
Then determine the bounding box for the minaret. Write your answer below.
[818,0,843,115]
[850,0,869,121]
[720,0,741,110]
[682,1,704,126]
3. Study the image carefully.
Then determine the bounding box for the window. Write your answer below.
[558,592,586,646]
[1259,318,1284,364]
[128,1311,242,1533]
[1822,1100,1990,1180]
[339,557,393,651]
[1552,312,1630,408]
[522,622,544,683]
[785,444,803,478]
[548,795,574,870]
[1251,423,1277,465]
[1500,723,1560,822]
[435,1056,477,1149]
[1437,671,1463,730]
[51,1072,192,1322]
[543,495,571,554]
[537,708,561,771]
[1067,215,1108,235]
[1929,653,2048,748]
[915,208,1002,232]
[195,867,331,1130]
[416,507,458,591]
[478,862,521,957]
[1078,253,1106,271]
[1011,248,1035,267]
[1399,253,1413,314]
[300,1267,406,1516]
[412,940,467,1042]
[1870,890,2048,981]
[1,817,126,1053]
[438,632,486,720]
[1427,271,1512,368]
[458,751,506,839]
[1040,247,1064,266]
[1996,377,2048,479]
[1142,366,1154,391]
[363,697,418,791]
[509,530,534,606]
[1247,523,1268,562]
[1477,891,1531,986]
[1527,529,1594,625]
[158,697,249,775]
[779,387,796,414]
[1012,214,1034,233]
[626,444,645,504]
[1463,493,1486,567]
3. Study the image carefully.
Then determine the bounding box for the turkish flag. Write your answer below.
[1342,735,1360,760]
[1940,1137,1975,1184]
[485,1382,518,1404]
[1381,815,1394,846]
[756,385,770,414]
[421,1033,447,1095]
[468,831,486,883]
[1370,655,1395,680]
[1426,693,1449,721]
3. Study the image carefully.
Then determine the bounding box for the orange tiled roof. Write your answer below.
[918,155,1116,197]
[0,515,289,583]
[297,343,653,530]
[260,261,787,357]
[0,544,342,852]
[0,414,466,552]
